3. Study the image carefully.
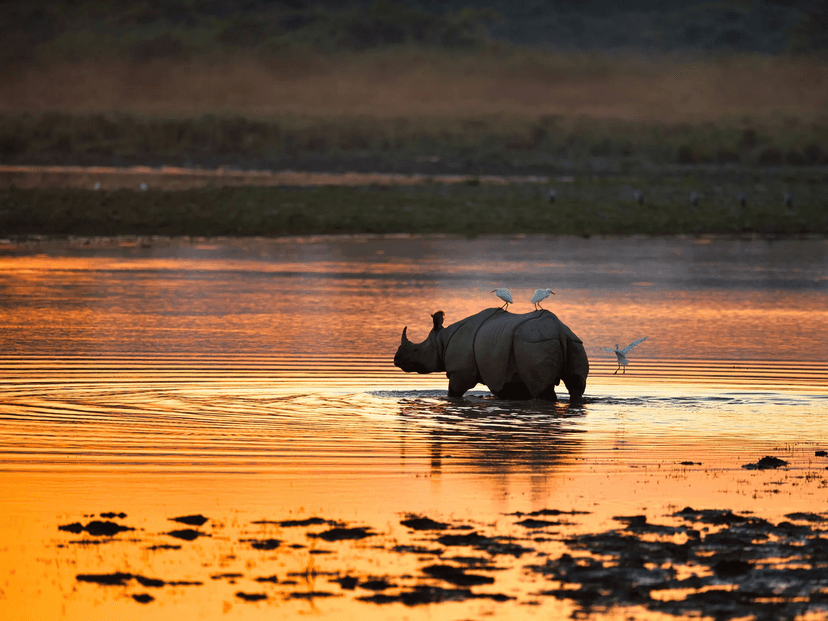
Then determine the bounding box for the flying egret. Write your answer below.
[531,288,555,310]
[603,337,648,375]
[491,288,513,310]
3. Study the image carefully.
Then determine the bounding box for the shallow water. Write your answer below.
[1,235,827,620]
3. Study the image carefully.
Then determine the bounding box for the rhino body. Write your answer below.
[394,308,589,401]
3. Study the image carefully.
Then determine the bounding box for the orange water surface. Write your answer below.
[0,235,826,620]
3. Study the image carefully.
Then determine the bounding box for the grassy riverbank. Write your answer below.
[3,52,828,174]
[3,168,825,238]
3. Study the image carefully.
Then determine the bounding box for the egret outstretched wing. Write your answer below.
[620,336,648,355]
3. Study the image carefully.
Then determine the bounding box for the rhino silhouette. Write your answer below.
[394,308,588,401]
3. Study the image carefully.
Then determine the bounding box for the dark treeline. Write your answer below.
[2,0,827,62]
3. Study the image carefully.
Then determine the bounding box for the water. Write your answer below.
[1,235,827,620]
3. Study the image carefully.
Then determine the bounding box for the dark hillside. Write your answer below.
[1,0,826,62]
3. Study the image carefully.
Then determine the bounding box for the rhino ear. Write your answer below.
[401,326,411,345]
[431,310,444,330]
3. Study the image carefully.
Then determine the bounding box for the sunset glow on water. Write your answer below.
[1,235,827,620]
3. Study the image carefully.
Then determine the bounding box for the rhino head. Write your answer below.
[393,311,445,374]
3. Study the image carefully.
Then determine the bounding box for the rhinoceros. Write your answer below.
[394,308,589,401]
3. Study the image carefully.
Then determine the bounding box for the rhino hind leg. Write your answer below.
[562,374,586,402]
[536,385,558,401]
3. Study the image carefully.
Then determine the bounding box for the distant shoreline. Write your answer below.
[2,166,825,238]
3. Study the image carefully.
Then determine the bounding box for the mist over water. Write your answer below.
[1,235,827,620]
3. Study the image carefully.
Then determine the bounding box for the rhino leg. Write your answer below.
[447,372,477,398]
[536,385,558,401]
[562,375,585,402]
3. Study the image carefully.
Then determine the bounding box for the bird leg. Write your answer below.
[501,302,509,310]
[613,366,619,375]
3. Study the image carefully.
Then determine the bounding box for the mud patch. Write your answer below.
[59,520,134,537]
[57,507,828,618]
[529,506,828,619]
[76,572,202,588]
[435,531,533,557]
[742,455,789,469]
[422,564,494,586]
[170,514,209,527]
[309,526,374,542]
[242,538,281,550]
[400,515,450,531]
[166,528,209,541]
[359,585,512,606]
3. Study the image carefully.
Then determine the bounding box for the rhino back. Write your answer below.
[442,308,502,376]
[472,311,546,394]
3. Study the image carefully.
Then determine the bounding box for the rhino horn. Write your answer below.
[401,326,411,345]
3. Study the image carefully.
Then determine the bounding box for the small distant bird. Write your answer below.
[139,182,148,191]
[739,193,747,208]
[784,192,793,208]
[548,189,557,204]
[690,192,699,207]
[531,288,555,310]
[492,288,513,310]
[634,190,644,205]
[603,337,648,375]
[93,181,101,191]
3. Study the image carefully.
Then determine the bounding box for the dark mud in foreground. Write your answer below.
[59,507,828,619]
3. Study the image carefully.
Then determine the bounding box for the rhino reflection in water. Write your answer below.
[394,308,589,401]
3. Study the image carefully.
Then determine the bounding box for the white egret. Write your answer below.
[491,288,513,310]
[603,337,648,375]
[548,189,557,204]
[531,288,555,310]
